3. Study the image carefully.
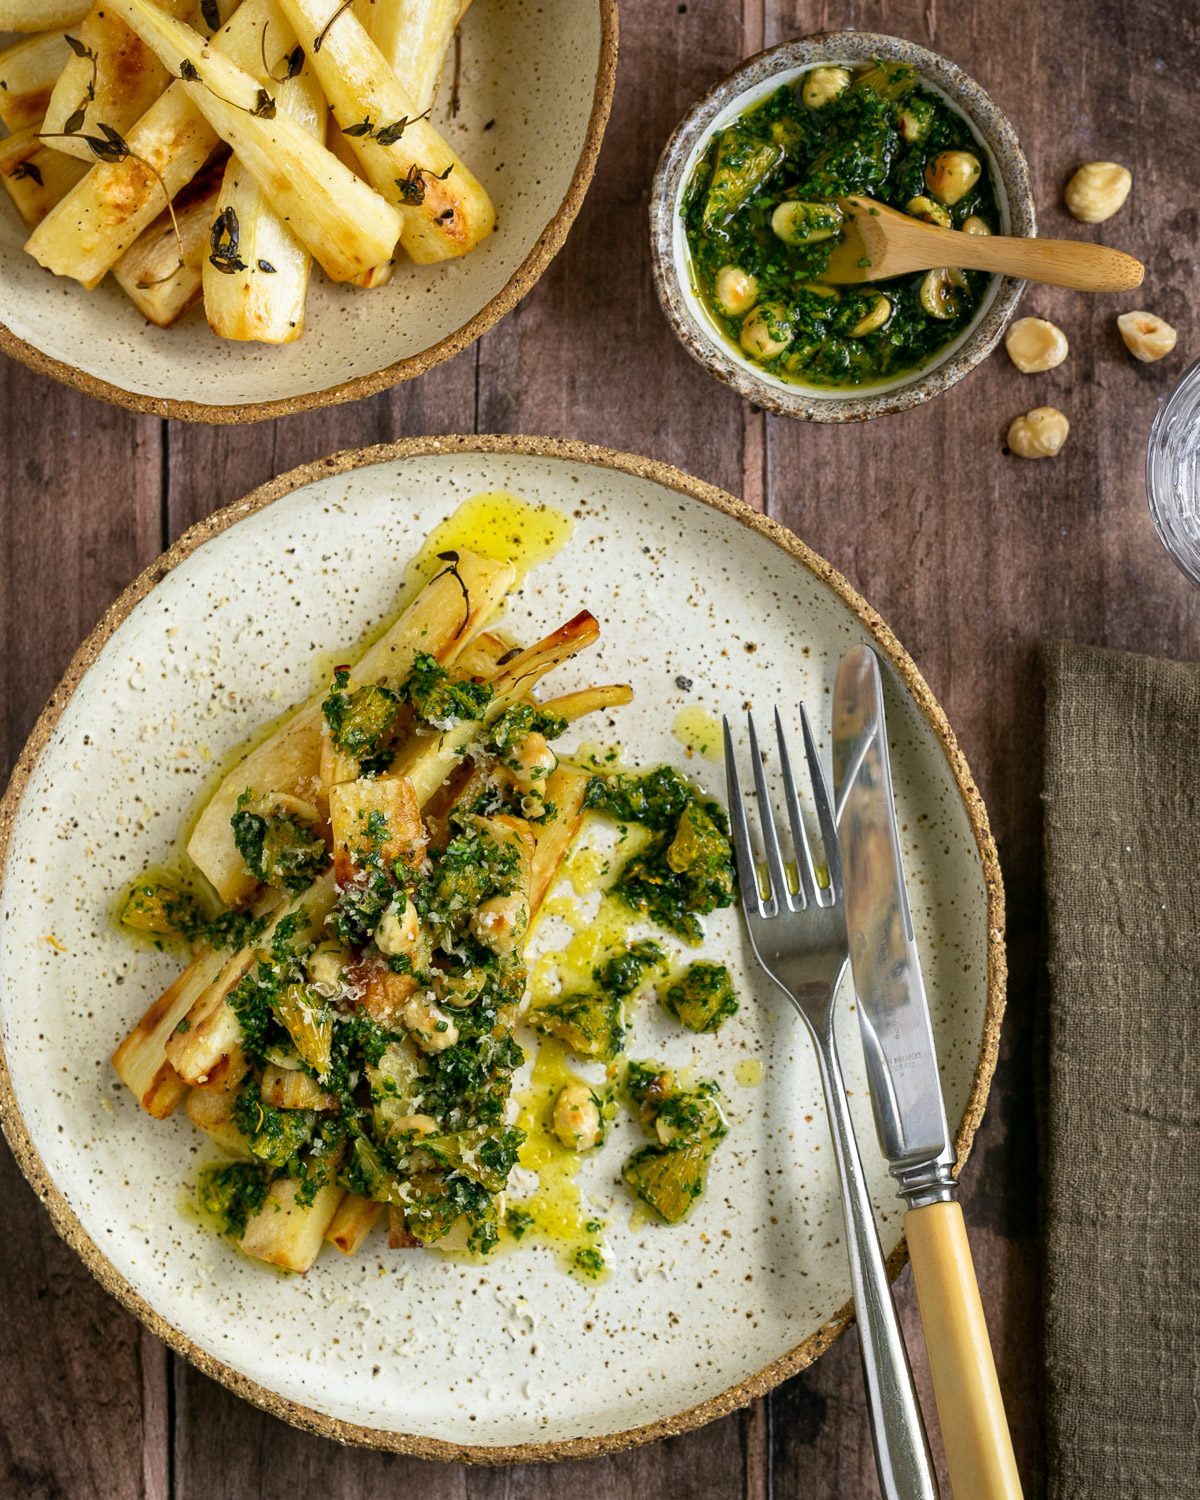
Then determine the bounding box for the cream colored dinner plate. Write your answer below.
[0,437,1004,1459]
[0,0,616,421]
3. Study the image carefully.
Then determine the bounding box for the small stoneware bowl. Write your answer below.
[650,32,1035,422]
[0,0,617,422]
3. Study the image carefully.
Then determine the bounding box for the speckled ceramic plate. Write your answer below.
[0,0,616,422]
[650,32,1035,421]
[0,436,1004,1460]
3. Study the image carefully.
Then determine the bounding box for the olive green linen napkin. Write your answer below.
[1041,642,1200,1498]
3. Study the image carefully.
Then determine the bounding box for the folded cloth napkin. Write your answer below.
[1041,642,1200,1499]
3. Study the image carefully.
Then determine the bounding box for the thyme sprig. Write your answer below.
[205,207,279,277]
[61,33,98,135]
[342,106,430,146]
[39,122,185,285]
[434,549,471,638]
[395,161,452,206]
[208,204,248,275]
[199,0,220,31]
[449,26,462,117]
[312,0,353,52]
[259,25,304,83]
[9,160,43,185]
[178,58,275,118]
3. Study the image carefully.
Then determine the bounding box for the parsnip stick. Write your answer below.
[327,120,394,288]
[43,0,193,163]
[276,0,493,262]
[188,552,513,904]
[325,1193,381,1255]
[112,946,228,1117]
[185,1084,253,1155]
[240,1176,343,1271]
[0,0,88,30]
[26,0,293,287]
[452,629,512,679]
[165,869,336,1086]
[0,124,89,227]
[360,0,470,112]
[329,775,424,883]
[537,683,634,723]
[394,611,601,806]
[528,765,591,917]
[103,0,402,281]
[112,164,221,326]
[0,30,68,131]
[202,59,324,341]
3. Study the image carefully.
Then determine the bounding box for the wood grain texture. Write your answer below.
[2,0,1198,1494]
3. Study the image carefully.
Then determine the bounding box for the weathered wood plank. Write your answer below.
[0,365,165,1500]
[173,1366,758,1500]
[164,361,479,540]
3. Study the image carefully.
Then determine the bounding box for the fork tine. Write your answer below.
[773,708,819,907]
[746,711,789,911]
[799,702,843,898]
[723,717,765,919]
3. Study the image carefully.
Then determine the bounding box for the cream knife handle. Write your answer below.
[905,1200,1024,1500]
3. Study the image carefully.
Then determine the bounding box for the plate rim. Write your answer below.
[0,0,618,426]
[0,433,1007,1461]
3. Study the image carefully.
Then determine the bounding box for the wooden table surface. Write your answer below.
[2,1,1197,1495]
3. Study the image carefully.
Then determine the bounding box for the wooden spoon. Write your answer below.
[822,195,1144,291]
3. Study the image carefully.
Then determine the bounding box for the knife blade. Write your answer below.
[831,643,955,1201]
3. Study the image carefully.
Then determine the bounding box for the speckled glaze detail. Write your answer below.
[0,435,1006,1461]
[0,1,617,424]
[649,32,1036,422]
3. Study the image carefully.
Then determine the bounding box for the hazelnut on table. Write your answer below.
[1117,311,1177,363]
[1006,317,1069,373]
[1064,161,1132,223]
[1008,407,1070,459]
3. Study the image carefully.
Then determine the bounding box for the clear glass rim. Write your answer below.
[1146,355,1200,590]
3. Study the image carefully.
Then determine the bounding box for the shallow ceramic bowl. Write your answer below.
[0,436,1005,1459]
[0,0,616,422]
[650,32,1035,422]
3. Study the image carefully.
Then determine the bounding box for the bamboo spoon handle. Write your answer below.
[905,1200,1024,1500]
[949,231,1144,291]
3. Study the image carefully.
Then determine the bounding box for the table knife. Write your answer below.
[832,644,1023,1500]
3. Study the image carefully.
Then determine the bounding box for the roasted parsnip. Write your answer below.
[0,28,68,130]
[42,0,193,162]
[276,0,493,262]
[361,0,466,108]
[187,552,514,904]
[112,165,223,326]
[103,0,402,281]
[0,123,89,226]
[26,0,293,287]
[0,0,88,31]
[202,59,325,341]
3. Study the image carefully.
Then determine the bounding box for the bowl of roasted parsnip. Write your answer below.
[0,0,617,419]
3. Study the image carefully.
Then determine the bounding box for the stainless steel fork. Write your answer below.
[723,707,939,1500]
